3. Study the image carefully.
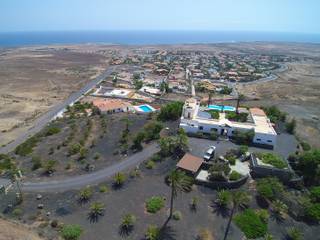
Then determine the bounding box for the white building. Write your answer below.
[179,98,277,148]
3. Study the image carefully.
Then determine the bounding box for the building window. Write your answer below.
[267,140,272,143]
[210,128,217,132]
[199,126,203,130]
[256,138,261,141]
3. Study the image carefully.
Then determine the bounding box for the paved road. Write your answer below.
[22,143,159,192]
[0,65,118,154]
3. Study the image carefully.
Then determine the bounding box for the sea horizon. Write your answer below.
[1,30,320,47]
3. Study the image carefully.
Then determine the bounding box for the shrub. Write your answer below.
[157,101,184,121]
[51,220,59,228]
[232,129,254,145]
[210,132,218,140]
[143,121,163,142]
[262,106,286,123]
[300,141,311,151]
[15,136,40,156]
[297,149,320,186]
[99,185,109,193]
[120,214,136,231]
[226,112,248,122]
[31,155,42,170]
[0,154,16,174]
[45,126,61,136]
[79,186,93,202]
[172,210,182,220]
[113,172,126,187]
[132,131,145,151]
[227,155,236,165]
[286,118,296,134]
[68,143,81,155]
[190,196,199,210]
[271,200,288,220]
[12,208,23,217]
[44,160,56,174]
[93,153,100,160]
[256,209,270,223]
[197,228,213,240]
[287,227,303,240]
[239,145,249,155]
[256,177,284,200]
[209,162,231,176]
[207,110,220,119]
[145,160,156,169]
[234,209,268,239]
[310,186,320,202]
[304,202,320,222]
[88,202,105,219]
[61,224,83,240]
[146,196,165,213]
[257,152,287,169]
[229,171,242,181]
[216,190,231,207]
[145,225,160,240]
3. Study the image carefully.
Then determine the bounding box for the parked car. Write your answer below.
[203,146,216,161]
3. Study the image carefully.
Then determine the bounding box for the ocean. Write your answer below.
[0,30,320,47]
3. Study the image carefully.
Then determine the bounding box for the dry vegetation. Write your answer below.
[0,45,110,146]
[0,218,43,240]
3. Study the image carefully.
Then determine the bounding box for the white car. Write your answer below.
[203,146,216,161]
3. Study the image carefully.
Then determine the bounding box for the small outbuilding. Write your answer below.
[176,153,204,175]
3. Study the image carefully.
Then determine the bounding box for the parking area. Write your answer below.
[188,132,298,160]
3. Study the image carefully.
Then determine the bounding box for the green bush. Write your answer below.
[68,143,81,155]
[297,149,320,186]
[172,210,182,220]
[146,196,165,213]
[99,185,109,193]
[229,171,242,181]
[207,110,220,119]
[145,225,160,240]
[45,126,61,136]
[216,190,231,207]
[113,172,126,187]
[61,224,83,240]
[305,202,320,222]
[257,152,287,169]
[0,154,16,174]
[44,160,57,174]
[31,155,42,170]
[234,209,268,239]
[15,136,40,156]
[143,121,163,142]
[256,209,270,223]
[157,101,184,121]
[145,160,156,169]
[300,141,311,151]
[256,177,284,200]
[210,132,218,140]
[310,186,320,202]
[286,118,296,134]
[262,106,286,123]
[227,155,236,165]
[226,112,248,122]
[239,145,249,155]
[287,227,303,240]
[12,208,23,217]
[232,129,254,145]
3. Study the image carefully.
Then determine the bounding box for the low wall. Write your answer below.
[195,174,248,189]
[250,154,293,182]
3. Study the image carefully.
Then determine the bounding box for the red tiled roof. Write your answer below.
[177,153,203,173]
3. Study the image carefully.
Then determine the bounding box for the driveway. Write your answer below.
[22,143,158,192]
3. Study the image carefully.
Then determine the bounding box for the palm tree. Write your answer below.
[88,202,105,222]
[167,170,193,220]
[208,91,213,107]
[236,94,245,114]
[223,190,251,240]
[121,116,132,133]
[120,214,136,234]
[79,186,93,203]
[271,200,288,221]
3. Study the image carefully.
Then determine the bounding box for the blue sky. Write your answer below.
[1,0,319,33]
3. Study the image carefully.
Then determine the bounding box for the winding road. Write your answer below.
[22,143,159,192]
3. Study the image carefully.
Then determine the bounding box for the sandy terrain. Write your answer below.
[0,46,110,146]
[0,218,43,240]
[238,60,320,147]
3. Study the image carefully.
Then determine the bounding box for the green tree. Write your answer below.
[223,191,251,240]
[236,94,245,114]
[297,149,320,186]
[157,101,184,121]
[88,202,105,221]
[286,118,296,134]
[167,170,193,220]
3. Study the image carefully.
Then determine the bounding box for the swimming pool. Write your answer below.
[208,105,235,112]
[138,105,154,113]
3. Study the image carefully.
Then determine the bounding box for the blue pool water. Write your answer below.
[139,105,153,112]
[208,105,235,112]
